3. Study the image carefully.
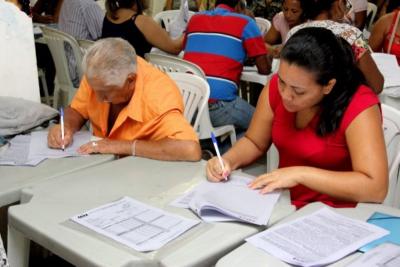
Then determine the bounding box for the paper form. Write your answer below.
[71,197,200,252]
[347,243,400,267]
[28,130,91,159]
[246,208,389,267]
[170,173,281,225]
[0,135,43,166]
[371,53,400,88]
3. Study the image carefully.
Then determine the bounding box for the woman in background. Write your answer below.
[264,0,310,57]
[207,28,387,209]
[369,0,400,65]
[285,0,384,94]
[102,0,183,57]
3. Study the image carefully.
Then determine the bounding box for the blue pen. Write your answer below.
[211,132,228,180]
[60,107,65,151]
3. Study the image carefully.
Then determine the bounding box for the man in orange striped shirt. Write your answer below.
[48,38,201,161]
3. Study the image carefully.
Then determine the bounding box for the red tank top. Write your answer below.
[268,75,380,209]
[384,10,400,65]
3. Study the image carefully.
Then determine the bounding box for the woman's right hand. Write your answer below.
[47,124,73,149]
[206,156,232,182]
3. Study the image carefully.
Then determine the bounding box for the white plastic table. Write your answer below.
[7,157,295,267]
[216,202,400,267]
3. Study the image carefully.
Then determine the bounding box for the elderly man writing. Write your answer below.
[48,38,201,161]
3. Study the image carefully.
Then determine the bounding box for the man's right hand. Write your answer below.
[47,124,74,149]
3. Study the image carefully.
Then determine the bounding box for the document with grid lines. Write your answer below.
[71,197,199,252]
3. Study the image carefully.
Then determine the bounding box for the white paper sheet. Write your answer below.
[347,243,400,267]
[170,173,281,225]
[71,197,199,252]
[28,130,91,159]
[0,135,43,166]
[246,208,389,267]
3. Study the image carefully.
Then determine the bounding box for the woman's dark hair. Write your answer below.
[387,0,400,13]
[280,27,365,136]
[106,0,148,20]
[302,0,336,20]
[18,0,30,15]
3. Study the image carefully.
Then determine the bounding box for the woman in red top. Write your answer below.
[206,27,388,209]
[369,0,400,65]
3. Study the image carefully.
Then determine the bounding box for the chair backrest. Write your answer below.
[167,72,209,132]
[255,17,271,35]
[145,52,206,78]
[40,26,83,106]
[382,104,400,207]
[366,2,377,31]
[153,10,195,32]
[77,39,95,56]
[145,52,236,145]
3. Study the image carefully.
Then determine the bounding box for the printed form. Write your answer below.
[71,197,199,252]
[246,208,389,267]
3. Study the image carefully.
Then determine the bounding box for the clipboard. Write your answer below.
[359,212,400,252]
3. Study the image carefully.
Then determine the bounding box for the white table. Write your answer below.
[0,155,114,208]
[7,157,295,267]
[216,202,400,267]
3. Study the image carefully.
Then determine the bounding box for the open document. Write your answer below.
[0,130,91,166]
[71,197,199,252]
[170,174,281,225]
[347,243,400,267]
[246,208,389,267]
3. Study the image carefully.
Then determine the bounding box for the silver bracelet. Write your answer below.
[131,140,138,156]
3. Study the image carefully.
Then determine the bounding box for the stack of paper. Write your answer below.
[0,130,91,166]
[371,53,400,89]
[71,197,199,252]
[171,174,281,225]
[246,208,389,267]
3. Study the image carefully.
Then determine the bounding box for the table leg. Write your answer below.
[7,225,30,267]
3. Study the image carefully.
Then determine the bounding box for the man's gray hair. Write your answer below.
[83,38,137,88]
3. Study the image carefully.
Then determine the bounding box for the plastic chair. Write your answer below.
[167,72,209,132]
[382,104,400,207]
[77,39,95,56]
[255,17,271,35]
[145,53,236,145]
[145,52,205,77]
[153,9,195,32]
[40,26,83,108]
[366,2,377,31]
[37,67,51,105]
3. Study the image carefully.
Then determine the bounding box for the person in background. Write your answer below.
[102,0,183,57]
[183,0,271,135]
[369,0,400,65]
[207,27,388,209]
[285,0,384,94]
[58,0,105,87]
[249,0,283,21]
[31,0,63,24]
[345,0,368,30]
[48,38,201,161]
[264,0,310,57]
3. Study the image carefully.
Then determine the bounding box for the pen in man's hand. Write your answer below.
[211,132,228,180]
[60,107,65,151]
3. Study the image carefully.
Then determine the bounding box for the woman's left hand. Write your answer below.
[78,139,118,155]
[248,167,302,194]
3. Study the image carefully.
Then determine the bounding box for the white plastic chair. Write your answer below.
[37,68,51,105]
[77,39,95,56]
[382,104,400,207]
[255,17,271,35]
[153,9,195,32]
[366,2,377,31]
[145,53,236,145]
[167,72,209,132]
[40,26,83,108]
